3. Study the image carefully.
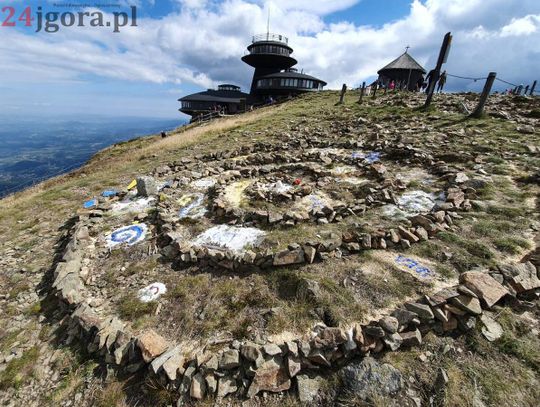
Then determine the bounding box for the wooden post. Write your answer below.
[338,84,347,104]
[384,85,387,95]
[470,72,496,118]
[372,83,377,99]
[524,85,529,95]
[358,82,366,104]
[530,80,537,96]
[425,32,452,108]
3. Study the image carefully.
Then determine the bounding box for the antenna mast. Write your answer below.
[266,7,270,40]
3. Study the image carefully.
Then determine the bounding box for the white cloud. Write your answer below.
[259,0,361,15]
[501,14,540,37]
[0,0,538,99]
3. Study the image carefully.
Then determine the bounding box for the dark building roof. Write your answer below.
[377,52,426,74]
[179,87,249,104]
[178,33,326,118]
[258,70,327,85]
[243,33,327,97]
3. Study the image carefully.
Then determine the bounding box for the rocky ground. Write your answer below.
[0,90,539,406]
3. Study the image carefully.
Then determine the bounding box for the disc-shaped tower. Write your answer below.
[242,33,326,101]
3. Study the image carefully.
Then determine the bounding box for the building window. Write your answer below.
[251,45,290,56]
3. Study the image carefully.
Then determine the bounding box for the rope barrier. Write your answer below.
[446,73,487,81]
[494,77,519,87]
[446,72,534,92]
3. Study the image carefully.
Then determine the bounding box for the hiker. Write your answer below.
[416,76,424,92]
[389,80,395,90]
[437,70,447,93]
[160,131,167,138]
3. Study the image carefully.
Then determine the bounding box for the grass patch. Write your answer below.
[486,204,524,219]
[493,236,531,254]
[163,273,277,339]
[8,278,30,299]
[0,346,40,390]
[438,231,494,261]
[496,309,540,372]
[0,329,22,354]
[117,293,158,320]
[48,361,96,403]
[471,219,515,237]
[95,381,128,407]
[24,301,41,316]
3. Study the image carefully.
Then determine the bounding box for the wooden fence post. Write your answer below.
[358,82,366,104]
[470,72,496,118]
[530,80,537,96]
[425,32,452,108]
[372,84,378,99]
[338,84,347,104]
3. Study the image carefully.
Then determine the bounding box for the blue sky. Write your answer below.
[0,0,539,119]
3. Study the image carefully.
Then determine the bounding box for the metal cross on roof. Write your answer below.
[405,45,410,53]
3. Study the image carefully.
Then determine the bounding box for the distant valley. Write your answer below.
[0,115,185,197]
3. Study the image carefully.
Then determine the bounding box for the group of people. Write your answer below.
[376,70,448,94]
[415,70,447,93]
[211,104,228,114]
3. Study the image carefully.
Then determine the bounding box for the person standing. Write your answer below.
[416,76,424,92]
[437,70,447,93]
[425,69,435,93]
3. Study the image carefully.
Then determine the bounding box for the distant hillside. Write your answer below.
[0,116,185,197]
[0,92,538,407]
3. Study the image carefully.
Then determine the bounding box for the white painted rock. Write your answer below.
[138,282,167,303]
[193,225,265,254]
[106,224,148,248]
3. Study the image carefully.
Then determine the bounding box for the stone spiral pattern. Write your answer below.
[50,138,540,402]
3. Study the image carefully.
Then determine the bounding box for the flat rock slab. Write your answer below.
[499,262,540,293]
[297,374,324,403]
[138,329,168,363]
[460,271,509,308]
[480,313,503,342]
[247,356,291,397]
[340,357,402,401]
[193,225,266,255]
[111,197,155,214]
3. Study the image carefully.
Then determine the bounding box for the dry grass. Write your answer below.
[0,91,538,405]
[94,381,129,407]
[0,103,280,212]
[382,305,540,407]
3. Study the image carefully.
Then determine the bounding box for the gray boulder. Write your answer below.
[137,176,158,196]
[340,357,402,402]
[297,374,324,403]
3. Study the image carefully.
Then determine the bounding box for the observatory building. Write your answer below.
[377,50,426,91]
[179,33,326,120]
[179,84,249,118]
[241,33,327,102]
